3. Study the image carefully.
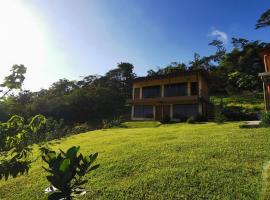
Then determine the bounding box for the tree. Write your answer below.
[256,8,270,29]
[0,114,46,180]
[0,65,27,98]
[147,62,187,76]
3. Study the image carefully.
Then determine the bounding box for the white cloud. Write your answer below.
[210,29,228,44]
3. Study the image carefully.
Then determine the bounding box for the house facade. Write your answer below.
[259,46,270,112]
[127,70,209,121]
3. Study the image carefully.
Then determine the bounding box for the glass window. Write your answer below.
[134,105,153,118]
[164,83,187,97]
[134,88,140,99]
[191,82,198,95]
[173,104,198,119]
[142,86,161,98]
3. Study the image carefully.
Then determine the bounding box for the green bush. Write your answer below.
[260,112,270,127]
[160,115,171,124]
[102,117,126,129]
[41,146,99,200]
[214,109,226,124]
[187,116,196,124]
[0,114,47,180]
[71,123,91,134]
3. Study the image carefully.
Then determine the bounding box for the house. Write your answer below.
[259,46,270,112]
[127,70,210,121]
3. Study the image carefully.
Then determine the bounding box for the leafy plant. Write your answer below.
[102,117,126,129]
[41,146,99,200]
[260,112,270,127]
[0,114,47,180]
[187,116,196,124]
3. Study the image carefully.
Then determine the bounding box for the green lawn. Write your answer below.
[1,122,270,199]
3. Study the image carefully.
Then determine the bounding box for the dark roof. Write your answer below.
[133,70,210,83]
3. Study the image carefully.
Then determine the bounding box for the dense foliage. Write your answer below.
[0,114,46,180]
[0,63,135,125]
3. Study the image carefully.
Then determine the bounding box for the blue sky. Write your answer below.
[0,0,269,91]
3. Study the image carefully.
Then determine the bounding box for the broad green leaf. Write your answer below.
[59,158,70,173]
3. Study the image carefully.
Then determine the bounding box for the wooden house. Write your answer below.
[127,70,210,121]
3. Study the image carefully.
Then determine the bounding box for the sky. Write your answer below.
[0,0,269,91]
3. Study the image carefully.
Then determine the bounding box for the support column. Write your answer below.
[198,76,202,97]
[198,103,203,115]
[170,104,173,119]
[131,105,134,120]
[187,82,191,96]
[161,85,164,97]
[139,87,142,99]
[153,106,156,120]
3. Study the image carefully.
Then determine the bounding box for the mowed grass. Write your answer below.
[1,122,270,199]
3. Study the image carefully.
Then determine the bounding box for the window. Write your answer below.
[173,104,198,119]
[134,105,153,118]
[134,88,140,99]
[164,83,187,97]
[142,86,161,98]
[191,82,198,95]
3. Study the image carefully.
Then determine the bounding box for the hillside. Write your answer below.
[0,122,270,199]
[211,92,264,112]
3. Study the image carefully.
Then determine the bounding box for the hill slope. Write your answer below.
[0,122,270,199]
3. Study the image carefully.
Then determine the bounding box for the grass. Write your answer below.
[1,122,270,199]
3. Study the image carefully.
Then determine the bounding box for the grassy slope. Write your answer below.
[1,122,270,199]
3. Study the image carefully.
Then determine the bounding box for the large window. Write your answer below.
[164,83,187,97]
[191,82,198,95]
[133,105,153,118]
[142,86,161,98]
[173,104,198,119]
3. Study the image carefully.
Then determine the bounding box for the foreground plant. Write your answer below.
[0,114,46,180]
[41,146,99,200]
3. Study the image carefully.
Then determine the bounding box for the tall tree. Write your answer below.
[0,65,27,98]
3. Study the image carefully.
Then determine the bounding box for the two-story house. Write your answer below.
[127,70,210,121]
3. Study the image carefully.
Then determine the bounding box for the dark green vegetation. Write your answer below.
[0,122,270,199]
[41,146,99,199]
[260,112,270,127]
[211,92,264,121]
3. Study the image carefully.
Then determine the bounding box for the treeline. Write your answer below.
[0,38,268,125]
[0,63,135,125]
[147,38,268,94]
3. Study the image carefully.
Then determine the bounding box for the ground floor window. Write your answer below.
[133,105,153,118]
[173,104,198,119]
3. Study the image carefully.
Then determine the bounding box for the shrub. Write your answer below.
[260,112,270,127]
[214,108,226,124]
[160,115,171,124]
[187,116,196,124]
[102,117,126,129]
[0,114,47,180]
[71,123,91,134]
[222,106,259,121]
[41,146,99,200]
